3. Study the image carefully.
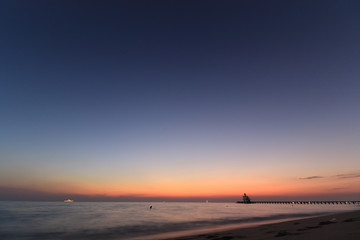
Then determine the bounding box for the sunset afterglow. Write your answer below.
[1,1,360,202]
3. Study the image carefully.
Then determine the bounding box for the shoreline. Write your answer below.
[160,210,360,240]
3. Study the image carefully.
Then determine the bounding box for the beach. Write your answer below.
[165,210,360,240]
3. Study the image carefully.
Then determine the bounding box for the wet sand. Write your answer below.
[165,210,360,240]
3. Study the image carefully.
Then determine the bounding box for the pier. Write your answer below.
[236,194,360,205]
[236,200,360,205]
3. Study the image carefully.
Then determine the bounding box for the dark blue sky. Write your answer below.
[2,1,359,131]
[1,1,360,200]
[2,1,360,112]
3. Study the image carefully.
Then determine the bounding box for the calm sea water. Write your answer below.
[0,201,358,239]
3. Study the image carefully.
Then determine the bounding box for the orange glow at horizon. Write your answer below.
[6,171,357,199]
[1,157,359,199]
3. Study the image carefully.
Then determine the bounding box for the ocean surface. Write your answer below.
[0,201,358,239]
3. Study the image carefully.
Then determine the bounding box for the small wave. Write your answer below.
[61,212,332,240]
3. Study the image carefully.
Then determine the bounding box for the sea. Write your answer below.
[0,201,358,240]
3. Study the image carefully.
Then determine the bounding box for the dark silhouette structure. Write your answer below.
[237,200,360,205]
[242,193,251,203]
[236,194,360,205]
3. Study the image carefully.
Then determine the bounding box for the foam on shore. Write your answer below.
[162,210,360,240]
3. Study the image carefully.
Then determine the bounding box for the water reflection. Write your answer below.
[0,201,357,239]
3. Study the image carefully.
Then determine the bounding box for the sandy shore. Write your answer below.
[165,210,360,240]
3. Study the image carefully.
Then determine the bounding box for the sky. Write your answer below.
[1,0,360,201]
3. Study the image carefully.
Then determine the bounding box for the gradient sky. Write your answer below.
[1,0,360,201]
